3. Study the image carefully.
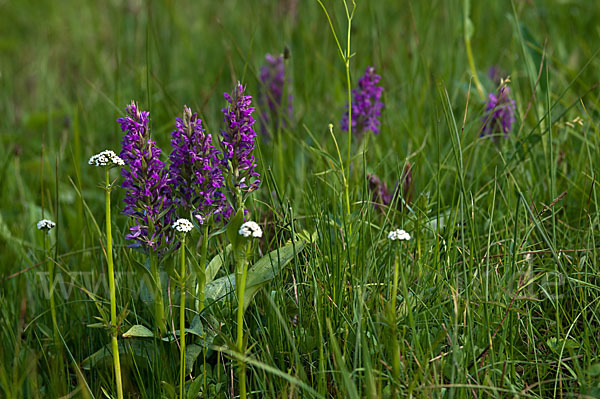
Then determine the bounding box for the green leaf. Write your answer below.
[161,381,176,398]
[546,337,579,354]
[81,339,162,370]
[464,18,474,40]
[185,344,203,374]
[225,209,245,250]
[204,239,305,311]
[587,363,600,377]
[205,244,231,284]
[187,315,204,337]
[122,324,154,338]
[187,375,204,399]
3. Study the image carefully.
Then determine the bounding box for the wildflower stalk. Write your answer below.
[220,83,261,399]
[389,254,401,398]
[387,229,411,396]
[105,168,124,399]
[463,0,485,100]
[235,242,249,399]
[317,0,355,219]
[230,216,263,399]
[38,219,61,356]
[45,232,59,347]
[343,0,355,220]
[231,206,249,399]
[178,232,187,399]
[150,251,166,334]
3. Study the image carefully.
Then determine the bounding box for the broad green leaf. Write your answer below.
[122,324,154,338]
[225,209,245,250]
[187,375,204,399]
[187,315,204,337]
[206,244,231,284]
[204,239,305,311]
[587,363,600,376]
[185,344,203,374]
[161,381,176,398]
[82,339,162,370]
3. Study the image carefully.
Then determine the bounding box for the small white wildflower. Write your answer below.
[37,219,56,232]
[387,229,411,241]
[238,221,262,238]
[173,218,194,233]
[88,150,125,167]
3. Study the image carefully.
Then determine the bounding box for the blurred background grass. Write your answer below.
[1,0,600,397]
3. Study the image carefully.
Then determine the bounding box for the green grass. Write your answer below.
[1,0,600,397]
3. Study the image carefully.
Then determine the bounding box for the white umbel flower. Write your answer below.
[37,219,56,232]
[238,221,262,238]
[387,229,411,241]
[173,218,194,233]
[88,150,125,167]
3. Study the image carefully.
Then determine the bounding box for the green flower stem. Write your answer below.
[389,254,401,397]
[45,232,59,342]
[463,0,485,100]
[178,233,187,399]
[105,168,124,399]
[316,0,354,220]
[343,1,355,220]
[235,243,249,399]
[44,227,65,393]
[150,251,166,335]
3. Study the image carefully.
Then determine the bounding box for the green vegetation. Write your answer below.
[1,0,599,397]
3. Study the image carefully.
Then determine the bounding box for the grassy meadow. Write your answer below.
[1,0,600,397]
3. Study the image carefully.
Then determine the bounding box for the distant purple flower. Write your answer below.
[119,101,173,252]
[481,86,516,139]
[367,173,392,211]
[487,66,504,85]
[367,163,413,212]
[221,83,261,206]
[258,54,293,135]
[168,106,227,221]
[341,66,384,136]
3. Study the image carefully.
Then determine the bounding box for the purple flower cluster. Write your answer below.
[221,83,261,197]
[481,86,516,139]
[168,106,227,222]
[341,66,384,136]
[118,101,173,251]
[118,84,261,246]
[258,54,293,134]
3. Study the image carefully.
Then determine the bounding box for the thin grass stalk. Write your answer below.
[105,168,124,399]
[178,233,186,399]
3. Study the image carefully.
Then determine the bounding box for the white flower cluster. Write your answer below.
[238,221,262,238]
[173,218,194,233]
[88,150,125,167]
[37,219,56,231]
[388,229,411,241]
